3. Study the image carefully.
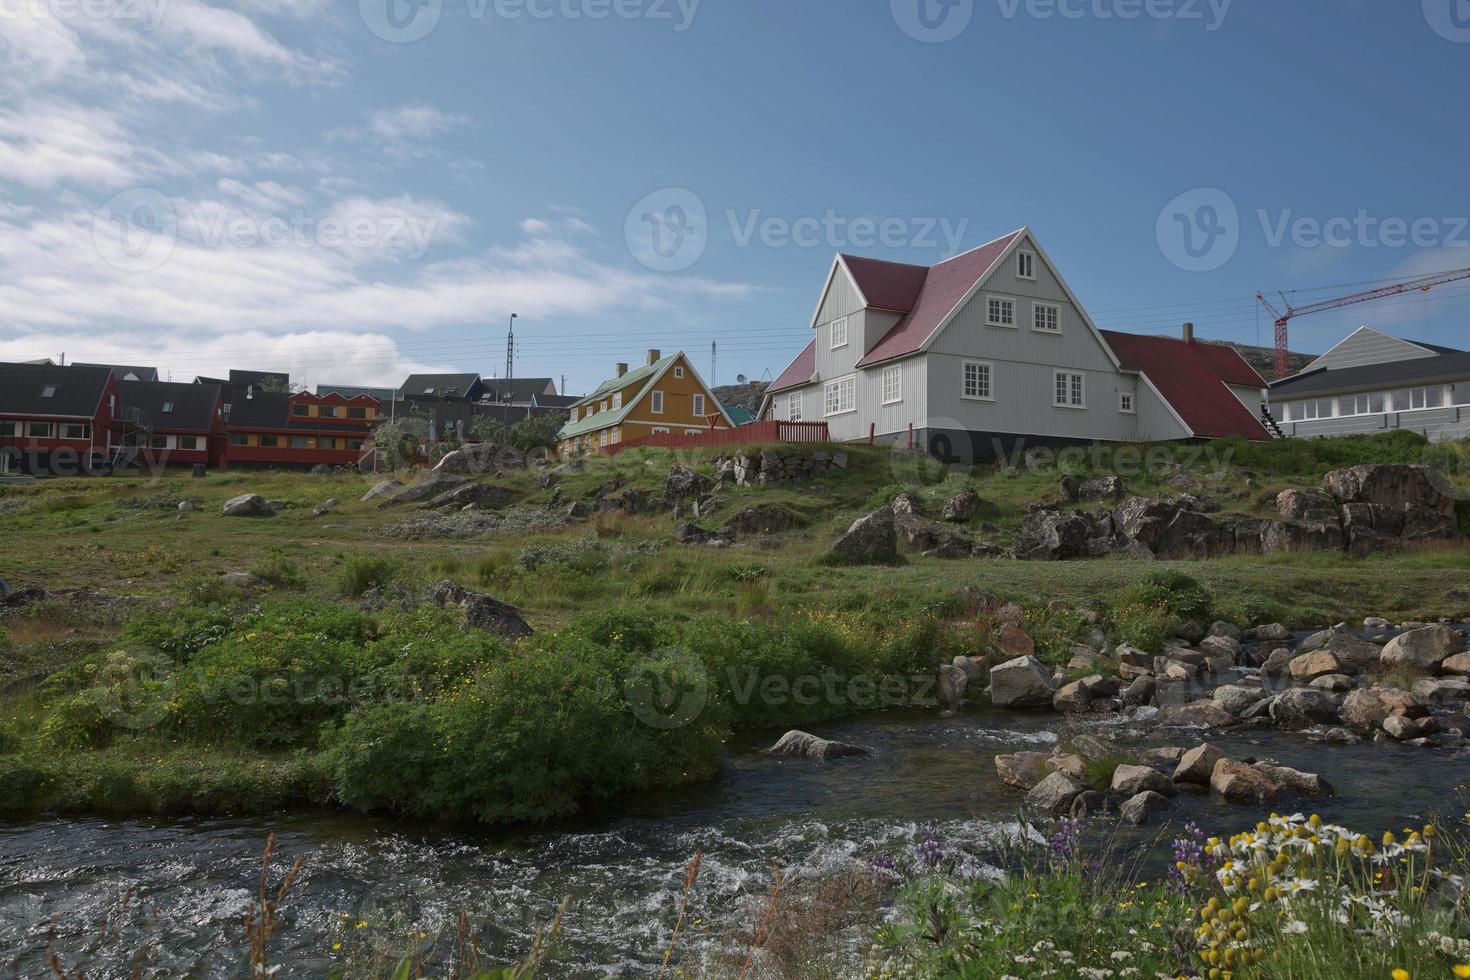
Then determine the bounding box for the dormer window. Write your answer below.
[40,385,56,398]
[830,316,849,349]
[1017,250,1036,280]
[162,401,175,413]
[673,366,685,379]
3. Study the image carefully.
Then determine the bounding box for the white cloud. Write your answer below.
[367,104,463,142]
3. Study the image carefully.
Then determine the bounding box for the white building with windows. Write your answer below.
[759,228,1269,461]
[1268,326,1470,441]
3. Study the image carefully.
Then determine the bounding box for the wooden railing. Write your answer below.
[598,420,829,456]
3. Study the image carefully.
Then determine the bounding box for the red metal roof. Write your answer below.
[767,339,816,394]
[1101,330,1269,440]
[855,231,1024,367]
[839,255,929,312]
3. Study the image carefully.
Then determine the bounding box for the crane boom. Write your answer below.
[1257,266,1470,379]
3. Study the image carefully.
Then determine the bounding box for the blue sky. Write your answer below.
[2,0,1467,394]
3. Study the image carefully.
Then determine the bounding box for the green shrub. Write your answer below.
[1128,570,1211,621]
[0,755,49,817]
[0,726,19,755]
[120,605,235,659]
[39,692,116,749]
[1112,602,1172,653]
[1020,605,1092,667]
[517,536,609,573]
[336,554,399,597]
[251,555,306,590]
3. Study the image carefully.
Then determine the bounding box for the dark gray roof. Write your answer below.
[74,363,160,382]
[118,381,221,431]
[316,384,396,401]
[478,378,557,403]
[398,373,482,399]
[225,390,290,428]
[0,362,112,418]
[1271,350,1470,397]
[229,369,290,389]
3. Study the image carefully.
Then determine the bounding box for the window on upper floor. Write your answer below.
[229,432,247,446]
[319,405,339,418]
[985,295,1016,328]
[1119,392,1135,414]
[692,393,705,416]
[612,392,622,410]
[1054,372,1085,409]
[962,361,992,401]
[1033,302,1060,333]
[259,434,279,447]
[61,422,90,439]
[831,316,849,349]
[40,386,56,399]
[26,421,52,437]
[882,365,902,404]
[292,404,309,416]
[161,401,175,414]
[0,420,15,437]
[674,366,685,378]
[788,393,803,421]
[824,376,855,416]
[1017,250,1036,280]
[349,406,367,419]
[651,390,664,413]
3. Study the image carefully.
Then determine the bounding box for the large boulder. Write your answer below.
[1411,676,1470,703]
[1173,743,1223,786]
[666,465,715,501]
[1111,764,1175,797]
[426,580,533,638]
[1061,475,1126,504]
[1289,650,1349,681]
[1025,771,1089,815]
[766,730,868,759]
[995,751,1053,790]
[1112,496,1222,560]
[362,479,403,501]
[829,506,897,564]
[1213,685,1271,717]
[1014,509,1095,561]
[1380,625,1461,672]
[435,442,526,474]
[1322,464,1458,540]
[1254,762,1332,796]
[989,656,1058,709]
[1276,488,1341,525]
[941,487,982,522]
[1211,758,1281,803]
[1442,652,1470,677]
[1270,688,1342,728]
[1158,700,1237,729]
[723,504,804,537]
[381,471,468,506]
[222,493,271,517]
[1119,790,1171,826]
[1339,688,1425,732]
[426,482,517,510]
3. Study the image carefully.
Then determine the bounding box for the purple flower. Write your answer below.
[1169,822,1215,893]
[914,826,944,869]
[1049,817,1080,864]
[868,852,897,880]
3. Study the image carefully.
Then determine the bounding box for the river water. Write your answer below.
[2,706,1464,977]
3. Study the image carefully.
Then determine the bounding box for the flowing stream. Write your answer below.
[2,703,1465,977]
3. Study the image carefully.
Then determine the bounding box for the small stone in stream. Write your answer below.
[988,655,1057,709]
[1067,645,1107,672]
[1270,688,1342,728]
[1213,685,1271,716]
[1364,616,1391,630]
[936,664,968,711]
[1025,771,1089,816]
[1411,677,1470,703]
[1174,620,1206,644]
[1119,790,1172,826]
[1313,727,1361,745]
[1339,688,1425,732]
[1253,762,1333,796]
[1289,650,1348,681]
[1053,680,1090,714]
[1211,758,1282,803]
[1121,675,1156,706]
[1111,764,1176,797]
[1070,790,1110,819]
[1068,735,1118,761]
[1254,623,1291,643]
[1383,715,1434,741]
[1310,673,1355,692]
[1262,648,1294,677]
[1140,746,1185,768]
[766,730,869,759]
[995,751,1053,789]
[1158,700,1237,729]
[1173,743,1224,786]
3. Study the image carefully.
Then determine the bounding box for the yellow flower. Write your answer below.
[1451,966,1470,979]
[1390,970,1409,980]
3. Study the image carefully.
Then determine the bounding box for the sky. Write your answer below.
[1,0,1468,395]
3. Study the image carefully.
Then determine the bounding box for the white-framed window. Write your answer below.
[1297,398,1335,420]
[1398,386,1444,410]
[60,422,90,439]
[40,385,56,399]
[612,392,622,410]
[961,360,993,401]
[1032,302,1060,333]
[823,375,856,416]
[600,429,608,447]
[651,426,670,434]
[881,365,902,404]
[1054,371,1085,409]
[26,421,52,438]
[610,428,621,444]
[692,393,705,416]
[0,420,15,437]
[1017,250,1036,280]
[1119,392,1135,414]
[651,390,664,413]
[1345,392,1386,416]
[788,393,802,421]
[179,435,200,451]
[985,295,1016,328]
[830,316,850,349]
[674,366,685,378]
[683,428,700,435]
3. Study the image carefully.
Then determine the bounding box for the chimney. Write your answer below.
[646,348,661,366]
[616,362,628,378]
[1182,322,1195,344]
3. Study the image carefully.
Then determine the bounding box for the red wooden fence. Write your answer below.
[598,420,829,457]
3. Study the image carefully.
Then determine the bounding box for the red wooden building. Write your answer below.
[117,380,228,468]
[223,390,380,468]
[0,362,118,474]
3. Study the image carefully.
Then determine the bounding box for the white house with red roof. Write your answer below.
[760,228,1269,461]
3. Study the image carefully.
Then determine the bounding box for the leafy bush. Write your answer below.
[1129,570,1212,621]
[120,605,235,659]
[1112,602,1172,653]
[517,536,609,574]
[251,555,306,590]
[336,554,399,597]
[1020,605,1092,667]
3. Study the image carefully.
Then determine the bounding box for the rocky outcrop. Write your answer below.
[222,493,272,517]
[1380,625,1461,672]
[380,472,468,506]
[722,504,805,537]
[713,448,848,487]
[1061,475,1127,504]
[426,580,533,638]
[362,479,403,502]
[1013,510,1096,561]
[666,465,715,502]
[1322,464,1458,544]
[426,483,517,511]
[989,656,1057,709]
[941,487,983,522]
[435,442,526,474]
[829,506,897,565]
[766,730,868,759]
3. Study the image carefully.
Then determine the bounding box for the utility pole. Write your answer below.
[506,313,518,382]
[710,340,716,387]
[559,374,565,396]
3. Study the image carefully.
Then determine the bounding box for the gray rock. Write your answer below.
[989,655,1058,709]
[1254,623,1291,643]
[1111,764,1175,797]
[310,463,332,475]
[177,500,197,513]
[435,442,526,474]
[666,465,715,501]
[1119,790,1171,826]
[1383,715,1433,741]
[1158,700,1237,729]
[936,664,968,711]
[1270,688,1342,728]
[426,580,532,638]
[1253,762,1333,796]
[1339,688,1425,732]
[1211,758,1282,803]
[1213,684,1271,717]
[382,472,468,506]
[829,506,897,565]
[1310,673,1355,692]
[1025,771,1089,816]
[1070,790,1111,819]
[1411,676,1470,703]
[222,493,271,517]
[1262,647,1294,677]
[1322,464,1458,540]
[1121,675,1156,706]
[723,504,804,537]
[1442,652,1470,677]
[941,487,982,522]
[428,483,517,511]
[1380,625,1461,672]
[766,730,868,759]
[362,479,403,501]
[995,751,1053,789]
[1173,743,1223,785]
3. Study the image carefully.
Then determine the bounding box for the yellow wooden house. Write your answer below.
[557,349,734,456]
